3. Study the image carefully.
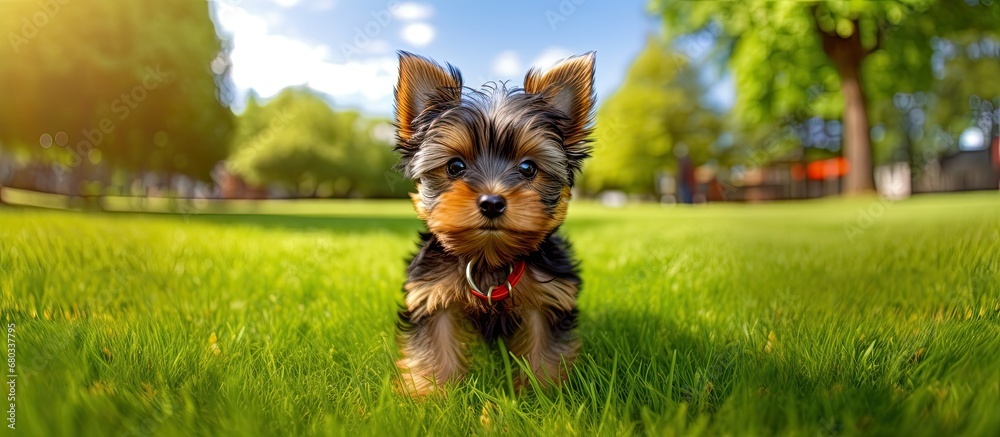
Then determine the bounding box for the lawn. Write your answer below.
[2,193,999,436]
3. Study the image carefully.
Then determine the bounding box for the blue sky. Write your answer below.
[212,0,666,116]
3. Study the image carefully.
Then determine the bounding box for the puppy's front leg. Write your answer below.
[396,305,471,396]
[507,306,580,389]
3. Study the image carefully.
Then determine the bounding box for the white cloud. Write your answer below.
[392,2,434,21]
[261,10,286,28]
[306,58,398,99]
[491,50,522,77]
[400,23,435,47]
[217,3,397,106]
[531,47,574,70]
[272,0,301,8]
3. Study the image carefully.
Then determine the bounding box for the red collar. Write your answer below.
[465,260,527,304]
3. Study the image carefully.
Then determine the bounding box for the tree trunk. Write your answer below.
[837,63,875,194]
[817,16,877,195]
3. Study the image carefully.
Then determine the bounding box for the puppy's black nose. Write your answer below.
[478,194,506,218]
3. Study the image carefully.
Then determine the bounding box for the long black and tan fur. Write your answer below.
[393,51,596,396]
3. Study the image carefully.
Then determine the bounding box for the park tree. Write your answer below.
[654,0,1000,194]
[0,0,233,194]
[927,36,1000,140]
[862,34,1000,188]
[227,88,405,198]
[583,38,722,195]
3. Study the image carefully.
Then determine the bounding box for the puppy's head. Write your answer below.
[394,51,595,267]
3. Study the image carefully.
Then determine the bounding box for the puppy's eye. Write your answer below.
[518,160,537,179]
[446,158,466,177]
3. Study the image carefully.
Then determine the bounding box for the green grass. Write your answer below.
[2,193,999,436]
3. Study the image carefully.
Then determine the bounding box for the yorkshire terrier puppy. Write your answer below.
[393,51,595,396]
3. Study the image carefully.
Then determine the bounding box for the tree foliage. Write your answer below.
[582,38,722,195]
[227,88,407,198]
[653,0,1000,194]
[0,0,234,188]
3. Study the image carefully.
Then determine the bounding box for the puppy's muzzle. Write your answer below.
[477,194,506,218]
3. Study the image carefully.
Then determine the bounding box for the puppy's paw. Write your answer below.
[395,359,449,399]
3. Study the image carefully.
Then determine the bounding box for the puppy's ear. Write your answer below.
[524,52,596,146]
[395,52,463,144]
